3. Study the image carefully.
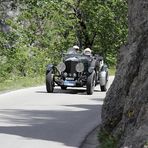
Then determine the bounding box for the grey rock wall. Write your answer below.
[101,0,148,147]
[0,0,19,19]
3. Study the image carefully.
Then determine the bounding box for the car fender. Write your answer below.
[88,66,95,73]
[100,65,108,86]
[101,64,108,72]
[46,64,54,74]
[100,71,107,86]
[88,60,96,73]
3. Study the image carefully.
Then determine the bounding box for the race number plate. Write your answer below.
[64,80,76,86]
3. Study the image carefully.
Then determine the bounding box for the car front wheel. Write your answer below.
[46,71,54,93]
[86,71,96,95]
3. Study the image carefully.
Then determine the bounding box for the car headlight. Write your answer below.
[88,67,94,73]
[57,62,66,72]
[76,63,84,72]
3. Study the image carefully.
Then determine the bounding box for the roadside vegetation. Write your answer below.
[0,76,44,92]
[109,66,116,76]
[0,0,127,92]
[98,129,117,148]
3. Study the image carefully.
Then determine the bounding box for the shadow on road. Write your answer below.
[0,103,102,147]
[36,86,102,95]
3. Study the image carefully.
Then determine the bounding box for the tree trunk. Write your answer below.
[101,0,148,147]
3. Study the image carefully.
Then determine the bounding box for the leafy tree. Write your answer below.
[0,0,128,82]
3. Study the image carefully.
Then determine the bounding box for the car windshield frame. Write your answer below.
[66,48,77,54]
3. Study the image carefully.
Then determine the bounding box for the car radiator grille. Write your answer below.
[65,61,78,74]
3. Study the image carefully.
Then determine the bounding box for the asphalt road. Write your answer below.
[0,76,114,148]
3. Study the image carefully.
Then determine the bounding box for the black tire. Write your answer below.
[86,71,96,95]
[46,71,54,93]
[106,71,109,82]
[61,86,67,90]
[100,71,108,92]
[100,85,107,92]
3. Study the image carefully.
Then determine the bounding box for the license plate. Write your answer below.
[64,80,75,86]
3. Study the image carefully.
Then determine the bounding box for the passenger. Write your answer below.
[83,48,92,56]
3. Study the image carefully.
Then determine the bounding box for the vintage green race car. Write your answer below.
[46,48,108,95]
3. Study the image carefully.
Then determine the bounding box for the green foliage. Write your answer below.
[98,129,117,148]
[0,0,128,83]
[0,76,44,92]
[144,141,148,147]
[109,66,116,76]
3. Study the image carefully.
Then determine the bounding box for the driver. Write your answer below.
[72,45,80,53]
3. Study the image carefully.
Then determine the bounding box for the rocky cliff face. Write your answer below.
[101,0,148,147]
[0,0,19,19]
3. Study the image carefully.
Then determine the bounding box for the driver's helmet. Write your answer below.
[73,45,79,51]
[83,48,92,56]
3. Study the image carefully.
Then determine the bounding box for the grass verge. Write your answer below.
[108,66,116,76]
[98,129,117,148]
[0,76,45,93]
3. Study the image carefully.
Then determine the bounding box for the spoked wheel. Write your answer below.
[46,71,54,93]
[86,71,96,95]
